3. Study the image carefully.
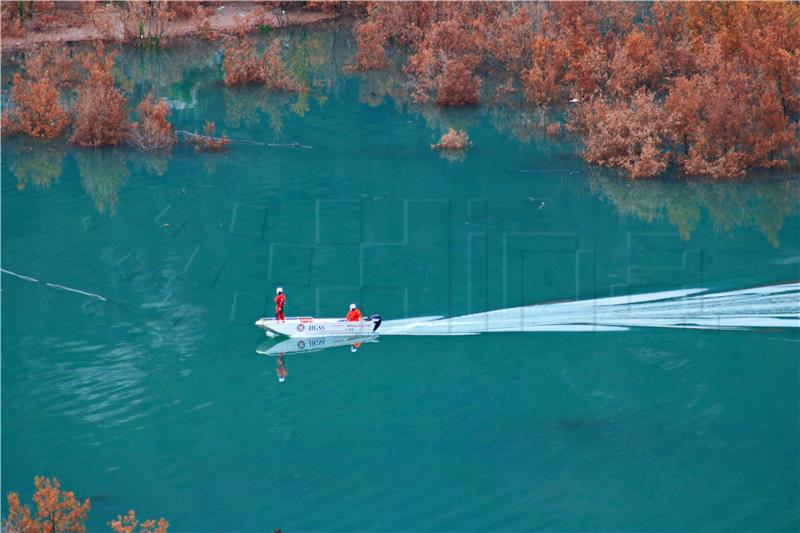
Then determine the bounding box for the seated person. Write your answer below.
[345,303,362,321]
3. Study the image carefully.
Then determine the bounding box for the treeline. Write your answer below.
[350,2,799,178]
[3,2,798,179]
[1,43,229,152]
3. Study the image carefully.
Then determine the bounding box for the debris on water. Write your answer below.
[1,268,108,301]
[527,197,553,209]
[266,142,312,149]
[520,169,579,175]
[360,193,389,200]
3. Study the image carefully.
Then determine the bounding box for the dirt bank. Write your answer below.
[1,4,340,54]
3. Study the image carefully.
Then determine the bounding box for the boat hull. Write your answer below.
[255,315,381,338]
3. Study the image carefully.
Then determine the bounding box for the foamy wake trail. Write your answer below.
[381,283,800,336]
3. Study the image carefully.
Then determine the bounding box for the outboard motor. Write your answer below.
[367,315,382,332]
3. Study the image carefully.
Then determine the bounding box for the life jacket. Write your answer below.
[346,308,362,321]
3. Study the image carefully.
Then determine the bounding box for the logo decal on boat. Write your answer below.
[296,324,305,332]
[297,340,306,349]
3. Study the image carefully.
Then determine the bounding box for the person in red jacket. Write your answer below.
[275,287,286,321]
[276,353,287,383]
[345,303,362,322]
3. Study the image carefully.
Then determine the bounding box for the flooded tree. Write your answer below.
[185,122,231,152]
[223,38,264,86]
[128,92,176,151]
[262,38,304,92]
[71,44,129,147]
[432,129,470,150]
[349,1,800,178]
[22,44,81,89]
[582,90,669,179]
[223,37,304,91]
[3,74,70,139]
[1,45,78,140]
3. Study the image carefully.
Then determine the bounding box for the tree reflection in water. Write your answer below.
[6,26,797,244]
[76,148,130,216]
[128,150,170,178]
[221,28,347,138]
[11,140,66,190]
[588,172,800,247]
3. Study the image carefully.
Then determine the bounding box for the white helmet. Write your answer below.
[276,287,283,294]
[350,303,356,310]
[350,345,358,352]
[278,376,285,382]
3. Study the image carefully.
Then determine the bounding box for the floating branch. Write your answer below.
[175,131,312,149]
[520,169,580,175]
[176,130,263,146]
[266,142,312,149]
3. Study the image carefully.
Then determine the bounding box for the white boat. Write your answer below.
[256,334,379,356]
[254,315,381,338]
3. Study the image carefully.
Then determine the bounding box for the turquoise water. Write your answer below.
[2,28,799,531]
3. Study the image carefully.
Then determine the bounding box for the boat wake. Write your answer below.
[380,282,800,336]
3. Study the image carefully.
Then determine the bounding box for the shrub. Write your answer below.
[128,92,176,151]
[432,128,470,150]
[3,73,70,139]
[70,45,128,147]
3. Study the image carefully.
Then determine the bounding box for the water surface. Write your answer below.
[2,27,799,531]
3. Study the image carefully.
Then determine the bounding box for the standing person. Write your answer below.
[345,303,362,322]
[275,287,286,321]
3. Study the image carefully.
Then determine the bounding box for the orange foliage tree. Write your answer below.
[3,74,70,139]
[71,44,129,147]
[262,38,303,92]
[109,510,169,533]
[582,90,669,179]
[349,19,388,70]
[435,59,480,106]
[187,121,231,152]
[128,92,176,151]
[223,38,303,92]
[432,129,470,150]
[22,44,80,88]
[4,476,90,533]
[122,0,175,46]
[1,1,27,37]
[223,38,265,86]
[350,1,800,178]
[2,45,77,139]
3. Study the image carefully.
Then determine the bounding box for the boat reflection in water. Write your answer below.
[257,334,380,356]
[257,334,380,381]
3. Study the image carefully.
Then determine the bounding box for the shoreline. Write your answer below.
[1,4,339,54]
